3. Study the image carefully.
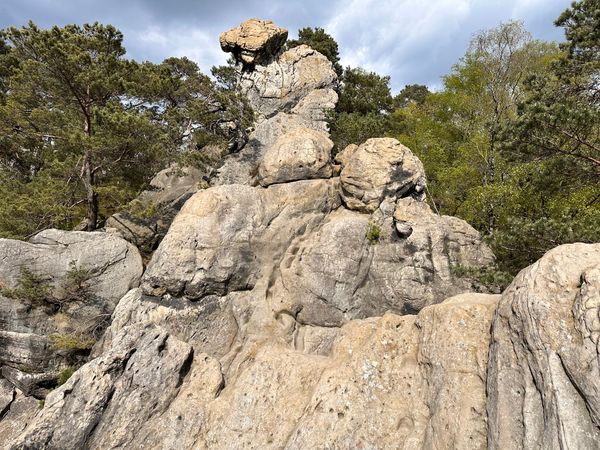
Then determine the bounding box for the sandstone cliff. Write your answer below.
[0,19,599,450]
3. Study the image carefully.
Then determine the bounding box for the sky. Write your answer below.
[0,0,572,92]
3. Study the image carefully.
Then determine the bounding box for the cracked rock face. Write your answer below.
[487,243,600,450]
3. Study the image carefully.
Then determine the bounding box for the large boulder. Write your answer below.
[141,179,342,299]
[258,127,333,186]
[340,137,426,213]
[487,243,600,449]
[0,230,142,375]
[220,19,288,66]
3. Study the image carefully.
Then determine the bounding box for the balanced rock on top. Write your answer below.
[219,18,288,66]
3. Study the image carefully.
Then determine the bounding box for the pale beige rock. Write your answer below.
[340,138,427,212]
[219,19,288,65]
[334,143,358,167]
[258,127,333,186]
[487,243,600,450]
[240,45,337,120]
[141,179,341,299]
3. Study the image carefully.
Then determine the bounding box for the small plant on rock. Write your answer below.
[57,366,76,386]
[1,267,51,305]
[49,333,96,352]
[366,222,381,244]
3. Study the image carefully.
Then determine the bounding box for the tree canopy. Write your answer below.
[0,22,251,238]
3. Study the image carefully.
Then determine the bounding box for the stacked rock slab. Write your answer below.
[7,18,600,450]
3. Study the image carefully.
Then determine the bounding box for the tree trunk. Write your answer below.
[82,103,98,231]
[82,152,98,231]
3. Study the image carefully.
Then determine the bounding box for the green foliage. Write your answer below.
[394,84,430,108]
[49,333,96,351]
[450,264,514,293]
[57,366,76,386]
[389,19,569,274]
[366,222,381,244]
[61,261,94,302]
[38,400,45,409]
[0,22,252,238]
[1,267,50,304]
[329,111,391,154]
[337,67,394,115]
[287,27,343,77]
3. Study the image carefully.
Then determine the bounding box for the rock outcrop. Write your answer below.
[106,162,214,256]
[487,243,600,449]
[0,230,142,396]
[3,18,599,450]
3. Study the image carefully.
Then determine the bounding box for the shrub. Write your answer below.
[366,222,381,244]
[0,267,51,304]
[49,333,96,351]
[451,264,513,293]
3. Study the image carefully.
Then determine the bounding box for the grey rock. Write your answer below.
[141,179,341,299]
[240,45,337,120]
[258,127,333,186]
[106,164,207,254]
[0,229,142,372]
[214,45,337,187]
[487,243,600,450]
[98,288,238,361]
[1,366,57,399]
[0,390,37,449]
[9,323,215,450]
[340,138,427,213]
[271,199,495,327]
[0,379,14,415]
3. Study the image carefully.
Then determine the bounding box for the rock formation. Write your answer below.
[2,18,599,450]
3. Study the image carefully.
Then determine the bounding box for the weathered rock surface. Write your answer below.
[215,43,338,186]
[11,293,499,449]
[258,127,333,186]
[220,19,288,66]
[106,164,208,255]
[487,243,600,450]
[5,18,599,450]
[340,137,426,213]
[0,229,142,375]
[141,178,341,300]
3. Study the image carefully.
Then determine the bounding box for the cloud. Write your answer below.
[0,0,572,92]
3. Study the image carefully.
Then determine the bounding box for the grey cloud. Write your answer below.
[0,0,572,92]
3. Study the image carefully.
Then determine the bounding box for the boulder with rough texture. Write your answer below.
[487,243,600,450]
[10,293,499,449]
[106,164,209,255]
[258,127,333,186]
[240,45,337,120]
[340,137,427,212]
[270,199,496,326]
[215,45,337,186]
[220,19,288,66]
[0,229,143,374]
[141,179,340,299]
